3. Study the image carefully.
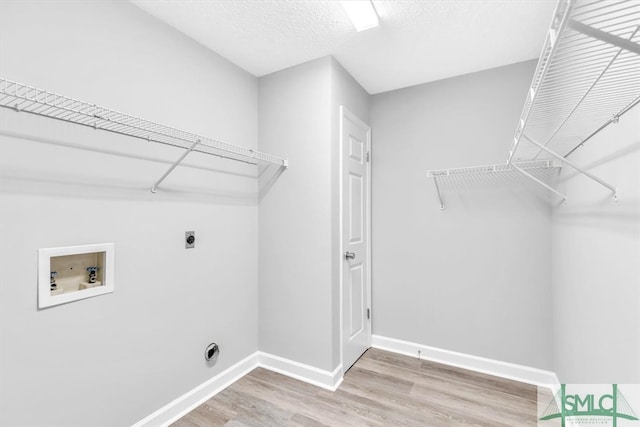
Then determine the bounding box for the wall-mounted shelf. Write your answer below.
[509,0,640,163]
[427,160,562,210]
[0,78,288,192]
[427,0,640,209]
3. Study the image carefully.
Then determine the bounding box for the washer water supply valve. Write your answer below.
[205,343,219,361]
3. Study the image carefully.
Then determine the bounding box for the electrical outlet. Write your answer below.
[185,231,195,249]
[205,343,219,361]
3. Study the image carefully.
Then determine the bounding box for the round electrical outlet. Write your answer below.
[204,343,219,361]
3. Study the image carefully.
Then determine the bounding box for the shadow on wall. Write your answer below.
[0,129,262,205]
[553,207,640,233]
[1,172,262,206]
[553,195,639,233]
[258,162,286,203]
[0,129,258,178]
[553,141,640,234]
[556,141,640,184]
[431,167,563,210]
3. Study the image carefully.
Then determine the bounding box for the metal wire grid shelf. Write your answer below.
[509,0,640,163]
[426,160,559,178]
[427,0,639,209]
[0,78,288,192]
[427,160,562,210]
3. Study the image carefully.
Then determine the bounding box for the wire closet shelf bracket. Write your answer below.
[427,0,640,209]
[0,78,289,193]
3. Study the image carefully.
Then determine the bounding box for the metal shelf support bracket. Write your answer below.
[522,134,617,200]
[151,140,201,193]
[432,177,445,210]
[512,164,567,203]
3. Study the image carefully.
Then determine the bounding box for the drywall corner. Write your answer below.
[369,60,554,372]
[257,57,335,371]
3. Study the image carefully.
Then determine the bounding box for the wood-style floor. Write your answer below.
[172,348,541,426]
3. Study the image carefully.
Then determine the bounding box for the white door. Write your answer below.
[341,106,371,372]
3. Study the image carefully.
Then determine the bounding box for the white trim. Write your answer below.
[132,338,558,427]
[372,335,559,389]
[258,352,343,391]
[339,105,345,379]
[132,352,344,426]
[339,105,373,375]
[132,352,258,427]
[548,374,562,394]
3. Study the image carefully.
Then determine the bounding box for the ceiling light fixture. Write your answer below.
[340,1,379,32]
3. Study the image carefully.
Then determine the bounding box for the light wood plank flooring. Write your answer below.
[172,348,540,426]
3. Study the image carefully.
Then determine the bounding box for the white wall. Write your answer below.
[258,57,370,372]
[0,2,259,426]
[370,60,554,370]
[3,5,634,424]
[552,105,640,383]
[258,57,334,371]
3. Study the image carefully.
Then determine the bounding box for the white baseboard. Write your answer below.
[372,334,559,389]
[132,352,258,427]
[132,351,344,426]
[134,336,556,427]
[258,351,343,391]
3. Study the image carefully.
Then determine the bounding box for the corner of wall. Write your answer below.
[551,105,640,383]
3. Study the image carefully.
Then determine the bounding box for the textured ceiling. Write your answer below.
[130,0,557,94]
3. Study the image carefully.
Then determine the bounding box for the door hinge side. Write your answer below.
[367,308,371,319]
[366,152,370,162]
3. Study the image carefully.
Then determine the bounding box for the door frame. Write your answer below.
[339,105,372,373]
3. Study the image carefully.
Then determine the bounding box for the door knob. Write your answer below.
[345,251,356,260]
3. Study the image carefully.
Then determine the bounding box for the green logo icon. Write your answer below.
[540,384,638,426]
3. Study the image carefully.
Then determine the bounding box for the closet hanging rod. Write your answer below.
[0,78,289,168]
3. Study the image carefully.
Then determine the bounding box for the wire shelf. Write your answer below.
[425,0,632,208]
[426,160,562,209]
[427,160,560,178]
[509,0,640,162]
[0,78,288,168]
